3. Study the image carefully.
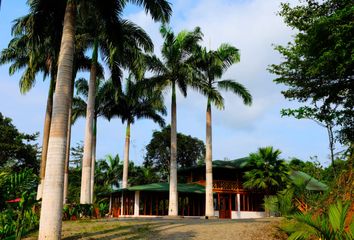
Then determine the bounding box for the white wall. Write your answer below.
[231,211,265,219]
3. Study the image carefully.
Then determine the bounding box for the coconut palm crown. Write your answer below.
[194,44,252,109]
[104,74,166,188]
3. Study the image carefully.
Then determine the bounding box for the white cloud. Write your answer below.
[121,0,333,164]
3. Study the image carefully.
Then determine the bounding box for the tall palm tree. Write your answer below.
[62,41,93,204]
[29,0,171,237]
[104,75,166,188]
[194,44,252,218]
[77,13,155,204]
[147,25,203,216]
[70,78,114,202]
[243,146,289,195]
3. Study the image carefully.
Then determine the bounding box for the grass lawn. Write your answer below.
[24,217,286,240]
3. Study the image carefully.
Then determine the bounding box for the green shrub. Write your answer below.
[80,204,93,218]
[0,210,16,239]
[62,204,94,220]
[98,202,108,217]
[264,189,297,217]
[281,201,354,240]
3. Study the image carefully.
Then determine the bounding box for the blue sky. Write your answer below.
[0,0,340,166]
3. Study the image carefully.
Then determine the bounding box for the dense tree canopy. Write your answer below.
[269,0,354,144]
[144,126,205,180]
[0,113,39,173]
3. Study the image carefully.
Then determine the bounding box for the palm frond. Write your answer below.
[71,97,87,125]
[217,80,252,105]
[128,0,172,23]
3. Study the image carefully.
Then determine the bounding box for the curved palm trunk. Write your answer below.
[122,121,131,188]
[37,75,55,200]
[63,103,73,204]
[90,116,97,203]
[80,40,98,204]
[38,2,76,239]
[169,82,178,216]
[205,100,214,217]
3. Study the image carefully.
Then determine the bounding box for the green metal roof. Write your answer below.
[112,183,205,194]
[212,157,250,168]
[290,170,328,191]
[178,157,250,172]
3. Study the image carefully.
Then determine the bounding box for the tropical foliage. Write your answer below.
[193,42,252,217]
[144,126,205,181]
[1,0,353,239]
[281,202,353,240]
[243,146,289,194]
[269,0,354,145]
[147,25,203,215]
[0,113,39,173]
[0,169,39,239]
[104,75,166,188]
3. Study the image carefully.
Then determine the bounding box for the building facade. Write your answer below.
[108,158,327,219]
[110,158,266,219]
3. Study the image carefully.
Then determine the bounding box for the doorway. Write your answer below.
[218,194,231,219]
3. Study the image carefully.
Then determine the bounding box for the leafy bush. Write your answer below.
[0,210,16,239]
[281,201,354,240]
[98,202,108,217]
[79,204,93,218]
[62,204,94,220]
[264,189,297,217]
[0,169,39,239]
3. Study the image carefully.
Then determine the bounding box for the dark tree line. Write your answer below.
[144,126,205,181]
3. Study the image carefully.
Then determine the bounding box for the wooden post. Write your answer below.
[217,193,220,210]
[162,198,165,215]
[150,195,152,215]
[242,194,245,211]
[156,196,159,215]
[229,193,232,218]
[144,196,146,215]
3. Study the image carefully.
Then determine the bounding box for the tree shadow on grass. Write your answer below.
[62,220,184,240]
[62,218,272,239]
[80,224,195,240]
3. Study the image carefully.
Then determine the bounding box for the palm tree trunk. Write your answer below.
[169,82,178,216]
[90,115,97,203]
[80,39,98,204]
[63,75,75,204]
[205,100,214,217]
[38,2,76,239]
[37,74,55,200]
[63,103,72,204]
[122,121,131,188]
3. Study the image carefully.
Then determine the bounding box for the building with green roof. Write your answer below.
[109,158,327,219]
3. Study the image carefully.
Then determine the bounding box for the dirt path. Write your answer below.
[26,218,286,240]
